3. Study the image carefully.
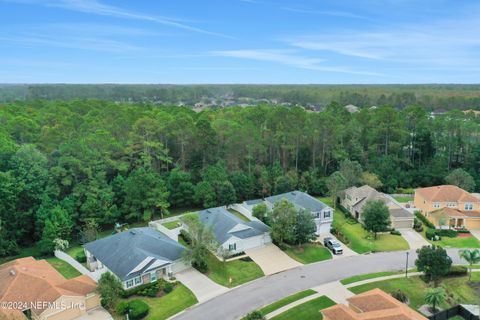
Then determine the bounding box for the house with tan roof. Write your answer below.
[321,288,427,320]
[0,257,102,320]
[414,185,480,229]
[340,185,414,229]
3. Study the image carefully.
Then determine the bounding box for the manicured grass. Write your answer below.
[285,243,332,264]
[340,271,402,285]
[162,221,181,229]
[206,253,264,287]
[349,274,480,311]
[317,197,409,253]
[139,284,197,320]
[46,257,82,279]
[259,289,317,315]
[228,209,250,222]
[393,196,413,203]
[0,243,45,264]
[270,295,336,320]
[420,229,480,248]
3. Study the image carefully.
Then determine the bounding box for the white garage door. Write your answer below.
[318,222,331,235]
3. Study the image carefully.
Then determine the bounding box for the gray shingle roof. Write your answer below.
[198,207,269,244]
[265,191,329,212]
[244,199,263,206]
[84,227,185,281]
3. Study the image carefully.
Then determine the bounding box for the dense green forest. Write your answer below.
[0,99,479,257]
[1,84,480,110]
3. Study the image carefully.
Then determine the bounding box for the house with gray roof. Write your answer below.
[264,191,334,235]
[340,185,414,229]
[198,207,271,256]
[84,227,188,290]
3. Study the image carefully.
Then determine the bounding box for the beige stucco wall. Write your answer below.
[39,295,91,320]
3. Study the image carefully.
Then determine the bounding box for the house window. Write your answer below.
[134,276,142,285]
[433,202,440,209]
[126,280,133,288]
[151,272,157,282]
[447,202,456,208]
[229,243,237,251]
[315,212,320,219]
[465,203,473,210]
[323,211,331,219]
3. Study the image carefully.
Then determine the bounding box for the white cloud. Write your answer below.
[281,7,370,20]
[4,0,232,38]
[211,49,383,76]
[286,15,480,68]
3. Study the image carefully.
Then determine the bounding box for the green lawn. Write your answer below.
[340,271,402,285]
[162,221,181,229]
[393,196,413,203]
[46,257,82,279]
[206,253,264,287]
[228,209,250,222]
[420,229,480,248]
[259,289,317,315]
[349,274,480,310]
[136,284,197,320]
[317,197,409,253]
[270,295,336,320]
[285,243,332,264]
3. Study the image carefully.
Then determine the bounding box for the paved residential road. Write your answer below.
[172,249,465,320]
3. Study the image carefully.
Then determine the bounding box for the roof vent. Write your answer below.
[130,230,136,235]
[9,269,16,276]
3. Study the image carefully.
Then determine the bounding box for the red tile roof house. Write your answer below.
[322,288,427,320]
[0,257,101,320]
[414,185,480,229]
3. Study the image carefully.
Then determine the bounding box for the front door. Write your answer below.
[457,219,464,228]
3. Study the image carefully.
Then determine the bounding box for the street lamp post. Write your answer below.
[405,252,410,278]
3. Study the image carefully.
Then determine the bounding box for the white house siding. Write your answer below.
[222,234,271,255]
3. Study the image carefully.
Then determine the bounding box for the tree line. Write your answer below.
[0,100,478,257]
[2,84,480,110]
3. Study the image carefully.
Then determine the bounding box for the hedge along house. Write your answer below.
[84,228,188,290]
[264,191,334,234]
[198,207,271,256]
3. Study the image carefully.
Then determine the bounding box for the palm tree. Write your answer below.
[459,249,480,280]
[425,287,446,313]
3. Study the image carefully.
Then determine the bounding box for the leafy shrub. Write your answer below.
[179,229,192,245]
[192,260,208,273]
[415,212,435,229]
[116,301,129,315]
[426,229,441,241]
[457,228,470,234]
[390,230,401,236]
[437,229,458,238]
[244,311,265,320]
[391,289,408,303]
[75,251,87,263]
[128,299,149,320]
[163,282,174,294]
[447,265,468,277]
[121,282,161,298]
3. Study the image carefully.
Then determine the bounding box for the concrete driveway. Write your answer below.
[74,308,112,320]
[470,230,480,241]
[399,229,429,250]
[317,233,358,259]
[176,268,229,302]
[245,244,301,275]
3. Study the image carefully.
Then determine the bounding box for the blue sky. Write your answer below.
[1,0,480,83]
